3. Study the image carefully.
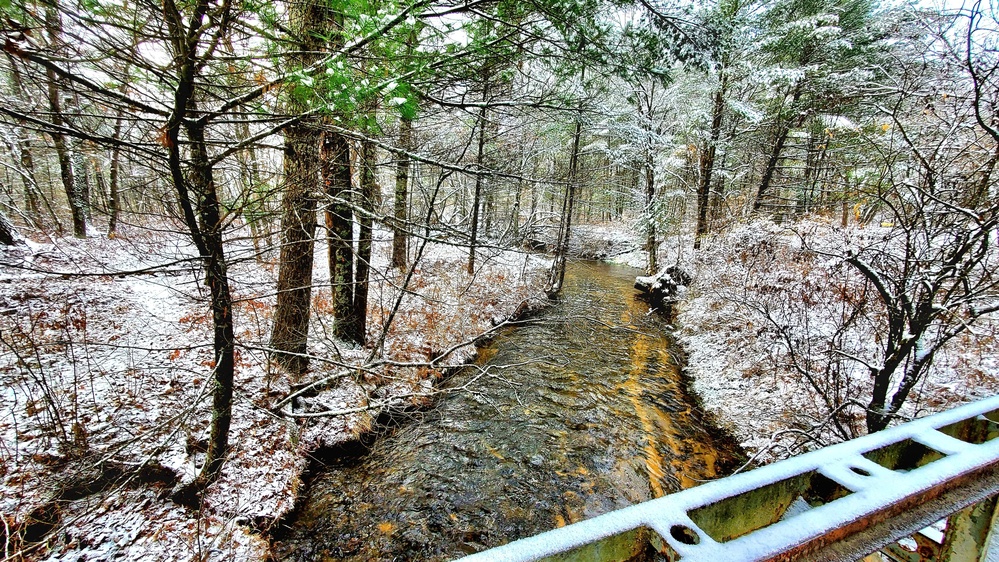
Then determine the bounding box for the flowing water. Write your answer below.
[274,261,741,561]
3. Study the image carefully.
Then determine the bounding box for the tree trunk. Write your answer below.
[185,120,235,480]
[270,121,319,375]
[234,117,269,256]
[160,0,236,482]
[108,119,122,236]
[467,88,488,274]
[71,129,91,221]
[44,2,86,237]
[269,0,332,374]
[753,85,802,213]
[321,131,357,343]
[19,135,41,224]
[92,155,108,215]
[392,115,412,268]
[512,174,523,239]
[753,128,790,213]
[645,152,657,273]
[353,140,376,345]
[7,59,42,225]
[695,82,725,249]
[546,117,582,297]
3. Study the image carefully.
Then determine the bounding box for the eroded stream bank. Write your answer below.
[271,261,742,561]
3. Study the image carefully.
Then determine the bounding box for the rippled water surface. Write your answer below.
[275,261,740,561]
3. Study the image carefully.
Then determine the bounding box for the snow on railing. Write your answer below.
[460,395,999,562]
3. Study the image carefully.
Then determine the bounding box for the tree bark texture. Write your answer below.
[321,131,357,343]
[7,60,42,224]
[467,90,488,275]
[352,139,376,345]
[108,118,122,236]
[186,120,235,480]
[695,83,725,249]
[159,0,236,482]
[392,115,412,269]
[44,1,86,237]
[269,0,333,373]
[645,152,657,273]
[270,121,319,374]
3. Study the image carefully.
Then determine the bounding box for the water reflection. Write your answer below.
[275,261,740,561]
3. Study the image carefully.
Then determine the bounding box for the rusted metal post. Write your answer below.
[938,495,999,561]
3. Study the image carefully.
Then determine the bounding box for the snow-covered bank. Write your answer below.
[675,220,999,464]
[0,225,549,561]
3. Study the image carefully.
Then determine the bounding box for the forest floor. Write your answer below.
[0,223,550,561]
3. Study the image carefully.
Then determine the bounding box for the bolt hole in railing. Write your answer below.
[669,524,700,545]
[850,466,872,477]
[459,397,999,562]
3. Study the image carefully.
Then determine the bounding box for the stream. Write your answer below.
[273,261,741,561]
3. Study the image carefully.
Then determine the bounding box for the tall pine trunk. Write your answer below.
[108,119,122,236]
[695,82,725,249]
[352,140,376,345]
[270,121,319,375]
[644,152,657,273]
[546,117,582,297]
[467,88,488,274]
[321,131,357,343]
[269,0,329,374]
[392,116,412,269]
[7,60,42,225]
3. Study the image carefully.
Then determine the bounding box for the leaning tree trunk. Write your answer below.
[753,85,801,213]
[546,117,582,297]
[753,128,789,213]
[160,0,236,481]
[44,1,86,237]
[185,120,235,480]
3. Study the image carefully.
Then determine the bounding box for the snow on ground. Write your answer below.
[597,217,998,464]
[0,222,549,561]
[7,215,993,558]
[674,219,999,464]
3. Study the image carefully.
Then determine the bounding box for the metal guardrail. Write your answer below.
[460,395,999,562]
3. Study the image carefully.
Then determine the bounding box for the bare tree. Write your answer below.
[844,3,998,432]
